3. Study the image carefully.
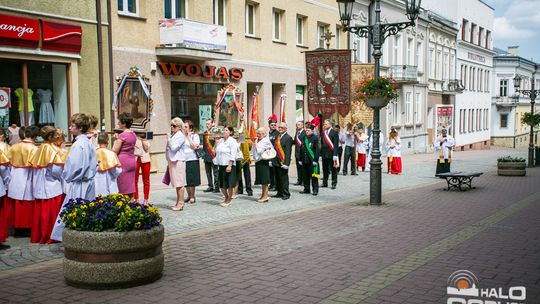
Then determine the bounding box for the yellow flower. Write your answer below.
[116,202,123,208]
[80,205,87,210]
[134,222,141,229]
[81,212,86,218]
[70,222,76,228]
[89,202,95,207]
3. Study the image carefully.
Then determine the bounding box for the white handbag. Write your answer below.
[261,148,277,160]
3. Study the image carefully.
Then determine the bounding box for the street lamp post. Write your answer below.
[337,0,421,205]
[513,75,538,167]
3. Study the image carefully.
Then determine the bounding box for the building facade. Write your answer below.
[423,0,495,151]
[491,47,539,148]
[0,0,111,133]
[111,0,344,171]
[349,0,430,154]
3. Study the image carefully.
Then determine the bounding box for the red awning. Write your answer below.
[0,14,40,48]
[41,20,82,54]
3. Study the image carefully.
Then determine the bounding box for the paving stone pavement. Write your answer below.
[0,147,539,303]
[0,147,527,271]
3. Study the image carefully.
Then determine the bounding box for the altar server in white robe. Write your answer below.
[366,130,384,172]
[51,113,97,241]
[95,133,122,196]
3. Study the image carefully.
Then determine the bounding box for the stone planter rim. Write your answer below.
[365,97,389,109]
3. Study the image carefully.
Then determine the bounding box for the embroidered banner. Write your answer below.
[305,49,351,118]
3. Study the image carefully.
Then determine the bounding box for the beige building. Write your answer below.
[111,0,345,171]
[0,0,111,133]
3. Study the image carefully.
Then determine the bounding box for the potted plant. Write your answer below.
[352,76,399,109]
[497,156,526,176]
[59,194,164,289]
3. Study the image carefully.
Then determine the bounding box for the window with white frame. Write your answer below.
[416,41,423,71]
[245,2,257,36]
[486,71,490,93]
[405,92,412,124]
[335,26,341,49]
[392,102,399,125]
[436,49,442,79]
[443,52,448,81]
[479,69,483,92]
[352,35,366,63]
[499,79,508,97]
[296,15,305,46]
[317,24,327,48]
[407,38,414,65]
[272,9,283,41]
[429,47,435,78]
[459,109,463,133]
[500,114,508,128]
[449,52,455,79]
[393,35,401,65]
[119,0,138,15]
[415,92,421,123]
[213,0,225,25]
[164,0,185,18]
[463,65,467,90]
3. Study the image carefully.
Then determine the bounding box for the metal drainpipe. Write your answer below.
[96,0,106,131]
[107,0,115,132]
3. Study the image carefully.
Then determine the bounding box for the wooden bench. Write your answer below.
[436,172,483,191]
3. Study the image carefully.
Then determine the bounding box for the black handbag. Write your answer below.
[195,147,206,159]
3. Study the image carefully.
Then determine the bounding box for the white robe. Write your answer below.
[0,165,11,197]
[386,138,402,157]
[95,168,122,197]
[32,165,64,199]
[434,135,455,160]
[8,167,33,201]
[51,134,97,241]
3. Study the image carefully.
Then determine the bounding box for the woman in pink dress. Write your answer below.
[113,113,137,197]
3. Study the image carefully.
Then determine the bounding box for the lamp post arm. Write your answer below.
[381,21,416,40]
[343,25,372,39]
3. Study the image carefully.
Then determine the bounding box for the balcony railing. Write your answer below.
[390,65,418,83]
[443,79,465,93]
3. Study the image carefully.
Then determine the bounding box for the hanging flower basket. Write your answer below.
[352,76,399,109]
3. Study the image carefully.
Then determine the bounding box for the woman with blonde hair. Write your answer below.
[252,127,272,203]
[167,117,187,211]
[386,128,402,175]
[213,126,238,207]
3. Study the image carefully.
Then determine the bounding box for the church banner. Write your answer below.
[305,49,351,118]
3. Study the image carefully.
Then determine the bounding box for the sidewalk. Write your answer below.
[0,149,538,303]
[0,147,528,271]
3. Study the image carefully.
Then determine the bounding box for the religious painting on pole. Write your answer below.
[215,84,243,132]
[338,64,375,129]
[436,105,454,136]
[305,50,351,118]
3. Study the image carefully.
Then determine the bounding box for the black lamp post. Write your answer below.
[513,74,538,167]
[337,0,421,205]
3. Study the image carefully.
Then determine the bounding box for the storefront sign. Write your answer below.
[42,20,82,53]
[158,61,244,81]
[437,106,453,116]
[467,52,485,63]
[0,87,10,109]
[0,14,40,48]
[159,18,226,50]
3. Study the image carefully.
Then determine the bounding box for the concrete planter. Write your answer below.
[62,225,164,289]
[497,161,526,176]
[365,97,389,109]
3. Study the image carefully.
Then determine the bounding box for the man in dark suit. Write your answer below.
[293,121,306,186]
[201,119,220,193]
[300,124,320,195]
[320,119,339,189]
[268,116,278,191]
[272,122,293,200]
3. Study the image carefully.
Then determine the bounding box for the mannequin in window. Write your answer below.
[37,88,55,124]
[14,88,35,126]
[8,124,20,145]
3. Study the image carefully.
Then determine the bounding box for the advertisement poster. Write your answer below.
[159,19,226,50]
[0,87,10,109]
[199,105,212,132]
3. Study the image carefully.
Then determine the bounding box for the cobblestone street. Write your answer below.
[1,147,539,303]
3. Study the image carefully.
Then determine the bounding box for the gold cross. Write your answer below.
[322,30,335,49]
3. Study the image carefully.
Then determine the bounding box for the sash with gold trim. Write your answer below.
[204,133,216,159]
[9,141,37,168]
[275,134,285,165]
[96,148,122,172]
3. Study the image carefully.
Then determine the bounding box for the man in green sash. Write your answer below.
[300,124,320,196]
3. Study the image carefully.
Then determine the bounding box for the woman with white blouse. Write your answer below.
[167,117,187,211]
[252,127,272,203]
[182,120,201,204]
[213,126,238,207]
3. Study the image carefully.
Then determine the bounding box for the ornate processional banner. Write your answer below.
[305,49,352,118]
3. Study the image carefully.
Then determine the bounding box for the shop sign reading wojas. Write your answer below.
[158,62,244,81]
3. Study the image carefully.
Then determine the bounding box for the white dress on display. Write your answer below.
[37,89,55,124]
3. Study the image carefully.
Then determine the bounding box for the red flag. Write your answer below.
[249,93,260,140]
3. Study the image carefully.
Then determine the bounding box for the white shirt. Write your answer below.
[213,137,238,166]
[167,131,186,162]
[182,134,200,161]
[252,136,273,162]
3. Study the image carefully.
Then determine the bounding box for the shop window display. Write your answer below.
[0,60,68,132]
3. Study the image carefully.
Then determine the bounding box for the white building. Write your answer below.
[491,47,539,148]
[423,0,495,151]
[349,0,430,154]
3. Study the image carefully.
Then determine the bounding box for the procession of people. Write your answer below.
[0,110,454,249]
